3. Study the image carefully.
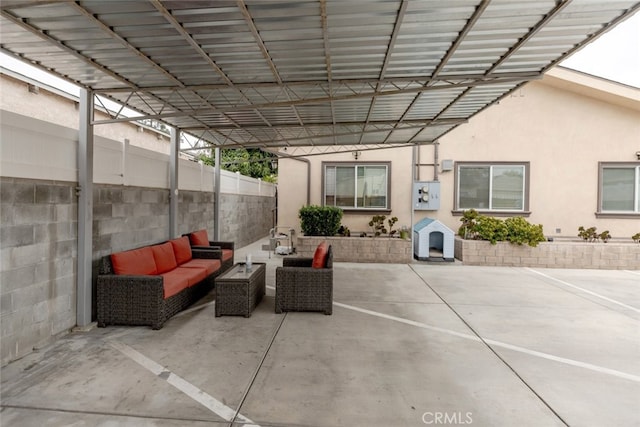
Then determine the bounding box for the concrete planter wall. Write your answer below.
[297,236,412,263]
[454,237,640,269]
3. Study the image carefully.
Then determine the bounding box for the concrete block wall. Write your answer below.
[454,238,640,269]
[1,177,77,365]
[297,236,412,263]
[220,194,276,248]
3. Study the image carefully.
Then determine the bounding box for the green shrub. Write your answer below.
[475,216,508,244]
[458,210,545,246]
[368,215,399,236]
[298,205,343,236]
[633,232,640,243]
[458,209,479,239]
[505,216,545,247]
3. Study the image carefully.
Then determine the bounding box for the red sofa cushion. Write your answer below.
[175,266,209,287]
[189,229,210,246]
[170,237,192,265]
[151,242,178,274]
[160,269,192,298]
[311,242,329,269]
[111,247,157,276]
[180,258,221,276]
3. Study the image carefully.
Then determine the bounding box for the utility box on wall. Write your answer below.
[413,181,440,210]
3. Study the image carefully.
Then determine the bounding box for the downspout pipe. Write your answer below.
[433,141,439,181]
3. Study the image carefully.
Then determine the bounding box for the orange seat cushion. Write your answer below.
[175,266,209,287]
[181,259,221,276]
[221,249,233,262]
[189,229,210,246]
[311,242,328,269]
[170,237,192,265]
[151,242,178,274]
[160,269,192,299]
[111,247,157,276]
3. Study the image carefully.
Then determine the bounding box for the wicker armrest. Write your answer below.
[209,240,234,251]
[282,257,313,268]
[97,274,165,328]
[276,266,332,282]
[97,274,164,293]
[192,248,223,259]
[192,245,221,250]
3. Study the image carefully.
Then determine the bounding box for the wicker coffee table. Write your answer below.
[215,262,266,317]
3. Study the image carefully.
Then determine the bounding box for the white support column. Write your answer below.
[169,128,179,238]
[77,89,94,327]
[214,147,221,240]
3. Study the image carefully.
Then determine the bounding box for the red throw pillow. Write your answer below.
[111,246,157,275]
[189,229,210,246]
[311,242,328,269]
[170,237,192,265]
[151,242,178,274]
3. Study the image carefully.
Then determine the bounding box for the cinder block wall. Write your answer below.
[297,236,412,263]
[220,194,276,248]
[1,177,77,365]
[1,178,273,366]
[455,238,640,269]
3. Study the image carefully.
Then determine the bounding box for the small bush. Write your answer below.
[578,226,598,242]
[458,209,479,239]
[299,205,343,236]
[458,210,545,246]
[632,232,640,243]
[505,217,545,247]
[578,226,612,243]
[475,216,508,244]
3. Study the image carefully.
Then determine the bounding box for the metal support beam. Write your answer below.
[169,128,179,238]
[77,89,94,327]
[214,147,221,240]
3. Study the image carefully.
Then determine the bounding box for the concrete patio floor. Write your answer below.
[1,238,639,427]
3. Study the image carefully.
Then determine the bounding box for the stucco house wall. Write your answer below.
[277,68,640,240]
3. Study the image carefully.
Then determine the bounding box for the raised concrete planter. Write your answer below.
[454,237,640,269]
[297,236,412,263]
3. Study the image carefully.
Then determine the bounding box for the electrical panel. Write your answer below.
[413,181,440,210]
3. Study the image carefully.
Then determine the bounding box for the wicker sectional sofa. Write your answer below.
[97,236,230,330]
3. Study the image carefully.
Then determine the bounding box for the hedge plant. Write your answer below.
[458,209,545,247]
[299,205,343,236]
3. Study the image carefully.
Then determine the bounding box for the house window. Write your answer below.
[599,163,640,213]
[323,162,390,210]
[455,163,528,212]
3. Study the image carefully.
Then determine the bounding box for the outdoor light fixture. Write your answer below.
[636,151,640,160]
[353,151,361,160]
[271,158,278,169]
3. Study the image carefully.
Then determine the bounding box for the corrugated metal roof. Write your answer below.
[1,0,638,150]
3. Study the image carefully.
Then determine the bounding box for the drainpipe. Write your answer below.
[433,141,439,181]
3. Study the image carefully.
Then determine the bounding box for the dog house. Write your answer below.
[413,218,455,262]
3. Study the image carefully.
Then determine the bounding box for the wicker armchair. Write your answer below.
[275,245,333,315]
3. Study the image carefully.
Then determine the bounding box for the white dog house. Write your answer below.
[413,218,455,262]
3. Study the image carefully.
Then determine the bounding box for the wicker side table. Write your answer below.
[215,262,266,317]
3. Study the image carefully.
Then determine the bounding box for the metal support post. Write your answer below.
[77,89,94,327]
[169,128,179,238]
[214,147,221,240]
